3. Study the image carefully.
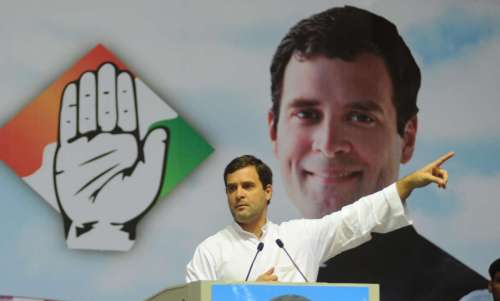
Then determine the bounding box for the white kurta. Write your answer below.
[186,183,410,282]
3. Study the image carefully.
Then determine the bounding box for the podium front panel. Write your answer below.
[212,282,376,300]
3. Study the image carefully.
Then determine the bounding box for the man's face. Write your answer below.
[225,166,272,226]
[269,53,416,218]
[489,271,500,301]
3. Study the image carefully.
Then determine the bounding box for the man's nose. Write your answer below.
[235,186,246,199]
[311,119,352,158]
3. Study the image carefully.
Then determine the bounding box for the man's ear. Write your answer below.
[265,184,273,205]
[268,110,278,154]
[488,281,493,293]
[401,116,417,164]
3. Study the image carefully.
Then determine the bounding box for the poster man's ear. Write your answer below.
[268,110,279,155]
[268,110,277,141]
[401,116,418,164]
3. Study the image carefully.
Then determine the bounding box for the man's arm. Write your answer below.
[310,152,455,263]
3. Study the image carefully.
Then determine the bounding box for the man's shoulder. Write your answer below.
[197,225,234,249]
[276,217,317,233]
[320,225,485,276]
[318,226,488,300]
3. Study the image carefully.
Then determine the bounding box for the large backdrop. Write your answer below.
[1,1,499,300]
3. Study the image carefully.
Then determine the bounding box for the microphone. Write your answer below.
[245,242,264,281]
[275,239,309,282]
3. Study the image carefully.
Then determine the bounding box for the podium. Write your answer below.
[147,281,379,301]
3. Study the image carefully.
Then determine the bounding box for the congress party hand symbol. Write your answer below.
[54,63,168,250]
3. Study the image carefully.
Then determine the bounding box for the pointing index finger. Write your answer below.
[432,151,455,167]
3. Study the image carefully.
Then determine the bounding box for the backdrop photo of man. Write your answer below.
[267,6,487,301]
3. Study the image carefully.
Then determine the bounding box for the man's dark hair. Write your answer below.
[489,258,500,279]
[270,5,421,136]
[270,295,310,301]
[224,155,273,188]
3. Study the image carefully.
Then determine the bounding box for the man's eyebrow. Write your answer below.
[285,98,320,108]
[348,100,384,113]
[284,98,385,113]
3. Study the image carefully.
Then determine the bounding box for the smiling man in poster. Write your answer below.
[267,6,487,300]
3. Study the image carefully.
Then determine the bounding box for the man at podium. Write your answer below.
[186,153,452,283]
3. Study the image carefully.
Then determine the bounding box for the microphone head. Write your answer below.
[275,239,284,248]
[257,242,264,251]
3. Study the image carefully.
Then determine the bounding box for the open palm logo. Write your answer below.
[55,63,168,250]
[0,45,213,251]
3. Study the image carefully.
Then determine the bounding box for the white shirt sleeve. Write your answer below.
[185,243,218,282]
[305,183,411,263]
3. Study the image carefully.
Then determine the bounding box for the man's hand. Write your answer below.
[54,63,168,250]
[397,152,454,202]
[256,267,278,282]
